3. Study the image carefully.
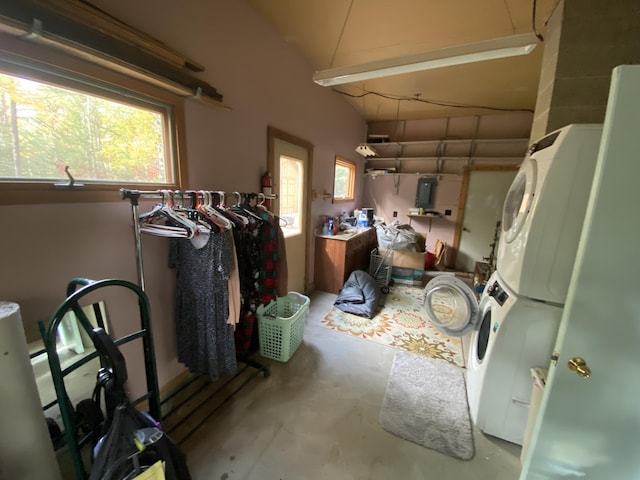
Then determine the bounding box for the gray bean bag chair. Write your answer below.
[334,270,382,319]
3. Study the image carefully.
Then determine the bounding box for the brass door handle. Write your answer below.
[568,357,591,378]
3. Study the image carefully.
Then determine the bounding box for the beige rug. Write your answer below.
[379,351,474,460]
[321,284,465,367]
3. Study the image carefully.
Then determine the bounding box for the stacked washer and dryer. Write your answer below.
[422,124,603,445]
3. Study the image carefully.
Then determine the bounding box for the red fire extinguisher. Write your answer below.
[261,171,272,209]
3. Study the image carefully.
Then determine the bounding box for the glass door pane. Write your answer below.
[279,155,303,237]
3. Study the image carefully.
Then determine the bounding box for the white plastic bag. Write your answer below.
[375,221,418,251]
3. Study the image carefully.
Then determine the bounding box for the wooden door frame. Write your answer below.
[267,126,314,293]
[451,164,519,268]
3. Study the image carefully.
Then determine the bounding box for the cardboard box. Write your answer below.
[380,249,427,270]
[378,232,427,270]
[433,240,447,271]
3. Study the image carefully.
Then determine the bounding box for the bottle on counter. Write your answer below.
[357,211,368,228]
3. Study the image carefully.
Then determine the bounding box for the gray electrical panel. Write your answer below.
[415,177,437,209]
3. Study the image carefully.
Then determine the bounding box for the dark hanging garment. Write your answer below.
[233,215,262,356]
[276,221,289,297]
[258,209,279,306]
[231,204,289,355]
[169,229,237,381]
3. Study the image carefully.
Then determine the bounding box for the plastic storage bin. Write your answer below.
[257,292,310,362]
[370,247,393,291]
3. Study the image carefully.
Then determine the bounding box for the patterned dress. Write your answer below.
[169,229,237,381]
[232,207,283,355]
[232,215,262,356]
[258,209,279,306]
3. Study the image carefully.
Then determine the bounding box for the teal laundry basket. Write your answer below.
[257,292,310,362]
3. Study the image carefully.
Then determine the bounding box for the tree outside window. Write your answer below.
[0,72,171,184]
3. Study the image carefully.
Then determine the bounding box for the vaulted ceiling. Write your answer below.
[247,0,558,122]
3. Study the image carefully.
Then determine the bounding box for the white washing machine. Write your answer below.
[497,124,603,304]
[422,271,562,445]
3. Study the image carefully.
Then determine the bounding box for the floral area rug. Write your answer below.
[321,284,465,367]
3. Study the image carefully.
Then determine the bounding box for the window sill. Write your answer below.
[0,182,180,205]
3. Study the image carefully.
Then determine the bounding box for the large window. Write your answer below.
[0,72,171,184]
[333,156,356,202]
[0,35,186,204]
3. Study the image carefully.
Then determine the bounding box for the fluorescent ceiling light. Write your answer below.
[313,33,539,87]
[356,143,378,157]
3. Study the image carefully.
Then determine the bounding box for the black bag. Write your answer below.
[87,328,191,480]
[90,401,190,480]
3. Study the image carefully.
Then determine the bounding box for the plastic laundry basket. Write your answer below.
[257,292,310,362]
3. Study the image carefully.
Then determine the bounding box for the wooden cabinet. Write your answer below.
[314,228,377,294]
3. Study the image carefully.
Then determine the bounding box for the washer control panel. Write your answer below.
[487,280,509,306]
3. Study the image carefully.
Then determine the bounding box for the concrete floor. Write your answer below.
[183,290,522,480]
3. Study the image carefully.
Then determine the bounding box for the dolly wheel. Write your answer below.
[381,286,390,294]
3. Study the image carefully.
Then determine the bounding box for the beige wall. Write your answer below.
[531,0,640,141]
[0,0,365,395]
[362,112,532,259]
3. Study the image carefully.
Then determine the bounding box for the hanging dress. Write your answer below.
[231,204,289,355]
[169,229,237,381]
[257,209,279,306]
[232,214,262,356]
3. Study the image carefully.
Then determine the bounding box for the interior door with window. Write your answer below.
[268,128,312,294]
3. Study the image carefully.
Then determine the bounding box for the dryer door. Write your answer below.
[423,275,479,336]
[502,157,537,244]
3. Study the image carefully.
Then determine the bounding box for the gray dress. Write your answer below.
[170,229,237,381]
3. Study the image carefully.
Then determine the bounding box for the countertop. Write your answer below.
[315,227,373,241]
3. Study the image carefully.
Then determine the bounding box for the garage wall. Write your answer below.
[361,112,532,266]
[530,0,640,141]
[0,0,365,395]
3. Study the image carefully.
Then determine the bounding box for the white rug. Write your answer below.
[379,351,474,460]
